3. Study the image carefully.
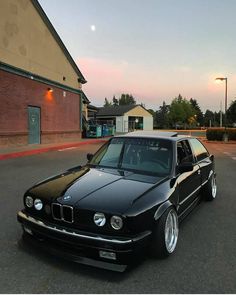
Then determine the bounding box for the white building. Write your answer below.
[96,105,153,133]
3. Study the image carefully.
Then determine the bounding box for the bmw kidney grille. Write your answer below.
[51,203,74,223]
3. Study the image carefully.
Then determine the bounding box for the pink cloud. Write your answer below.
[77,57,134,104]
[77,57,160,105]
[78,57,126,80]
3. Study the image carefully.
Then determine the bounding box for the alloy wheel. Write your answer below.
[164,209,179,253]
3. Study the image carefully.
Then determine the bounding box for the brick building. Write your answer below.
[0,0,88,146]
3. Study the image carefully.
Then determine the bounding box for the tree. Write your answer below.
[203,109,215,127]
[112,95,119,106]
[168,94,195,129]
[118,94,136,105]
[190,98,204,126]
[103,97,112,107]
[155,101,170,129]
[227,100,236,125]
[213,111,224,127]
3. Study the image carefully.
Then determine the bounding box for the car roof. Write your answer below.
[115,131,192,141]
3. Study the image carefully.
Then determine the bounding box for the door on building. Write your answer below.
[28,106,41,144]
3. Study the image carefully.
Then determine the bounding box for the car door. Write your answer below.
[176,140,201,216]
[189,138,213,186]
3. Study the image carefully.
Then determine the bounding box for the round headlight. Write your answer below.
[110,216,123,230]
[25,196,33,208]
[94,212,106,227]
[34,198,43,210]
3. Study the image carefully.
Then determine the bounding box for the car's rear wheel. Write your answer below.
[204,174,217,201]
[150,207,179,258]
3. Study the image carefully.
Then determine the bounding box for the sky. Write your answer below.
[38,0,236,112]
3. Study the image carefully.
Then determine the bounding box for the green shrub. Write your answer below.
[228,128,236,140]
[206,128,236,140]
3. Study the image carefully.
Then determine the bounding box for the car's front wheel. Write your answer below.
[150,207,179,258]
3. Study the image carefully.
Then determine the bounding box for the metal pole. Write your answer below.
[225,78,228,127]
[220,101,222,127]
[224,78,228,142]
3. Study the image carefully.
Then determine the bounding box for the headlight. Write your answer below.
[25,196,33,208]
[110,216,123,230]
[94,212,106,227]
[34,198,43,210]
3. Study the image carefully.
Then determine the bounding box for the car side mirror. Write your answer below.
[87,153,93,161]
[178,162,194,173]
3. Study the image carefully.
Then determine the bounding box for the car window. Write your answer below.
[90,137,173,176]
[92,138,123,167]
[177,140,194,164]
[189,138,209,162]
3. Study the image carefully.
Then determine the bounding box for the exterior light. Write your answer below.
[94,212,106,227]
[47,87,53,93]
[25,196,33,208]
[34,198,43,210]
[110,216,123,230]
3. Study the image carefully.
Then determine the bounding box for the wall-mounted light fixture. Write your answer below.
[47,87,53,93]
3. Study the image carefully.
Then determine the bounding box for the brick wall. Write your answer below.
[0,70,82,146]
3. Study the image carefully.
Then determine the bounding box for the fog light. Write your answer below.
[99,250,116,260]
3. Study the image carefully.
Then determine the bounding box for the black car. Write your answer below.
[17,131,217,271]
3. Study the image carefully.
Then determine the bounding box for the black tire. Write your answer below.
[150,207,179,259]
[203,173,217,201]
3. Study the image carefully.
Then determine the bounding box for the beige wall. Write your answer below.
[125,105,152,117]
[82,103,88,119]
[0,0,82,89]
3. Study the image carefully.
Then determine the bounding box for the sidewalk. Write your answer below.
[0,138,109,161]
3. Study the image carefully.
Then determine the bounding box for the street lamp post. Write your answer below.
[215,77,228,141]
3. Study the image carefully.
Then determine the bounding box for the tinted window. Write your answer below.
[90,137,173,176]
[177,140,194,164]
[189,138,209,161]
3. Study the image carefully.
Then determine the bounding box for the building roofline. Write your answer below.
[82,92,90,104]
[31,0,87,84]
[0,61,83,95]
[96,104,154,117]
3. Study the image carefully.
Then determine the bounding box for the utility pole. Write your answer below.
[220,101,222,127]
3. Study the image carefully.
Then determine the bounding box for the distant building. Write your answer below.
[87,104,99,120]
[0,0,88,146]
[95,105,153,132]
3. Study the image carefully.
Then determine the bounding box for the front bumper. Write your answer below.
[17,210,151,271]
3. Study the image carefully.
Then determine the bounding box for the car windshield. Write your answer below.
[90,137,173,176]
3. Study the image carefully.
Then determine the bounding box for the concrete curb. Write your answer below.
[0,138,108,161]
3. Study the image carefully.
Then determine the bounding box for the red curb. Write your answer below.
[0,139,108,161]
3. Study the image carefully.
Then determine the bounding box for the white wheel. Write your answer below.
[204,174,217,201]
[165,209,179,253]
[151,207,179,258]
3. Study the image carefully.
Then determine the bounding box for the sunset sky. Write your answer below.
[39,0,236,112]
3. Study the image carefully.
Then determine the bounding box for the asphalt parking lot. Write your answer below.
[0,141,235,293]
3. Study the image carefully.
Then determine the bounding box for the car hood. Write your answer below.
[27,166,166,214]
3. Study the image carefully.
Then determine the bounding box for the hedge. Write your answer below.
[206,128,236,141]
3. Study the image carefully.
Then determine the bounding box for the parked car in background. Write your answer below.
[17,131,217,272]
